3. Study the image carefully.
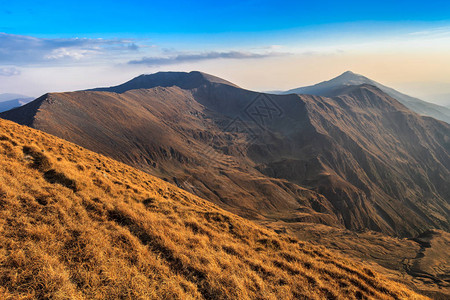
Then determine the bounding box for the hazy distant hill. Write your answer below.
[428,93,450,108]
[283,71,450,124]
[0,93,33,112]
[0,93,30,102]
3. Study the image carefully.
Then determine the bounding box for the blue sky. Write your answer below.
[2,0,450,36]
[1,1,450,104]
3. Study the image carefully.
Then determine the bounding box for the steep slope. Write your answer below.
[2,72,449,239]
[284,71,450,124]
[0,118,423,299]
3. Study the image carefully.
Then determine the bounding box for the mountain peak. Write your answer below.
[333,70,369,83]
[91,71,239,93]
[337,70,365,79]
[283,71,374,97]
[341,70,356,75]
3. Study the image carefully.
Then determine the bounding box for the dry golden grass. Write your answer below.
[0,118,427,299]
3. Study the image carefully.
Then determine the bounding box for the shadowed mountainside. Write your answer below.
[0,118,424,299]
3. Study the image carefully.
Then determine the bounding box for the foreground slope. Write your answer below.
[283,71,450,124]
[0,118,423,299]
[261,221,450,299]
[2,72,449,238]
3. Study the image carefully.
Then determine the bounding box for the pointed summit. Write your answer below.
[337,70,366,80]
[341,70,356,76]
[327,70,373,86]
[341,70,374,79]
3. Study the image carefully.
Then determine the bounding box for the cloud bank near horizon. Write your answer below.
[128,51,286,66]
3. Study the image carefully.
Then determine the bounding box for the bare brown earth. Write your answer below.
[0,118,424,299]
[1,71,449,297]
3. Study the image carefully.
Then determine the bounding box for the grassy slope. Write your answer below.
[0,119,425,299]
[260,221,449,298]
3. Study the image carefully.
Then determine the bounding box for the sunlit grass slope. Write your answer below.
[0,118,425,299]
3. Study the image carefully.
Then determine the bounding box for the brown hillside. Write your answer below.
[1,86,340,228]
[0,118,425,299]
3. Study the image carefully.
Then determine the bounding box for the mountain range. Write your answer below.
[2,70,448,237]
[1,71,449,297]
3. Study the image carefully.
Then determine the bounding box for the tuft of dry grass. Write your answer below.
[0,118,427,299]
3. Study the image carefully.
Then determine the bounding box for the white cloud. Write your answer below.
[0,67,20,76]
[44,48,97,60]
[0,33,141,65]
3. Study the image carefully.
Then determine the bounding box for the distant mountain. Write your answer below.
[91,71,239,93]
[0,93,30,102]
[3,71,449,240]
[0,93,33,112]
[283,71,450,124]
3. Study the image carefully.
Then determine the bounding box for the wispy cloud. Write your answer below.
[408,26,450,37]
[1,33,289,69]
[0,33,141,65]
[128,51,286,66]
[0,67,20,76]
